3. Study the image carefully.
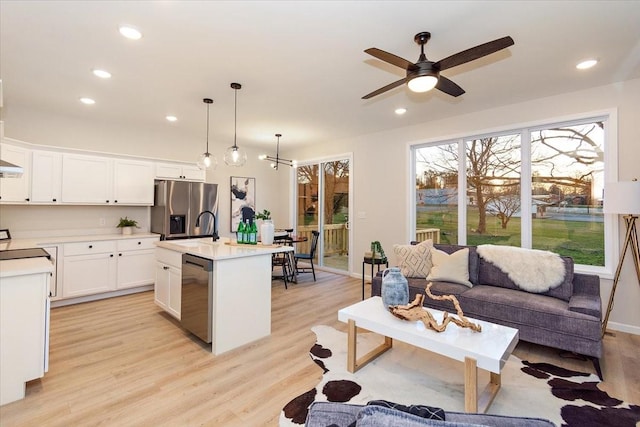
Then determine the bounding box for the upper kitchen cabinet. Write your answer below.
[156,162,205,181]
[31,150,62,203]
[0,143,31,203]
[61,154,154,205]
[61,154,112,204]
[113,159,154,205]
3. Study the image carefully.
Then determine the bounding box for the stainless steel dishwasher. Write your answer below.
[181,253,213,344]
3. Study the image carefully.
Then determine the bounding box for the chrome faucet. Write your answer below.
[195,210,219,242]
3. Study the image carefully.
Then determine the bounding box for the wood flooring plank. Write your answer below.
[0,271,638,426]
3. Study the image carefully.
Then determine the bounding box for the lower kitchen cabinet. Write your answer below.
[154,248,182,319]
[62,236,159,299]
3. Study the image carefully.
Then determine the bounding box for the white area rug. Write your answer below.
[280,325,640,426]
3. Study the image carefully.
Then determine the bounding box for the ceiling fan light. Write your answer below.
[576,59,598,70]
[408,75,438,93]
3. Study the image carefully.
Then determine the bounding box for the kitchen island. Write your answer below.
[0,257,52,405]
[154,238,293,355]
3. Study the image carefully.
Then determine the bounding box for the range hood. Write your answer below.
[0,159,24,178]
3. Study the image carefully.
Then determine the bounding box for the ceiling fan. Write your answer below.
[362,31,514,99]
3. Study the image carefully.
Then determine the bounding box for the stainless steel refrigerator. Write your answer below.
[151,180,219,240]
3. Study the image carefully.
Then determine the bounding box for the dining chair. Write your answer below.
[272,236,294,289]
[294,230,319,281]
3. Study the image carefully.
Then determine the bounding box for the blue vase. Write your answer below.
[381,267,409,310]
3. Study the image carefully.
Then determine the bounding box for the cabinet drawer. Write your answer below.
[155,247,182,268]
[117,237,159,252]
[64,240,116,256]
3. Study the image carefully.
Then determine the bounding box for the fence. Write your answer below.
[415,228,441,244]
[297,224,348,255]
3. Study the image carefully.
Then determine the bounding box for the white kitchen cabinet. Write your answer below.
[156,162,205,181]
[0,143,31,203]
[113,159,154,205]
[31,151,63,203]
[62,237,159,299]
[62,241,117,298]
[154,247,182,319]
[116,238,157,289]
[61,154,112,204]
[61,154,154,205]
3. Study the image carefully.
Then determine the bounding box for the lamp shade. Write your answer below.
[603,181,640,214]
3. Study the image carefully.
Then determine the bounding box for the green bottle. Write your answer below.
[237,220,246,244]
[249,219,258,245]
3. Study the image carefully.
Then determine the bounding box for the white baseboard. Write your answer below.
[51,285,153,308]
[606,321,640,336]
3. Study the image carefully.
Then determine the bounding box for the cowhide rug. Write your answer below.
[280,325,640,427]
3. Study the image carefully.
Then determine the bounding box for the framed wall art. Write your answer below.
[230,176,256,232]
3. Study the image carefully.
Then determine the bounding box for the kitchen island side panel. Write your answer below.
[212,254,272,355]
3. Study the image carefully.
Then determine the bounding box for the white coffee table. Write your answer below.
[337,296,519,413]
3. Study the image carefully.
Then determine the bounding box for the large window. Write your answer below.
[413,115,610,270]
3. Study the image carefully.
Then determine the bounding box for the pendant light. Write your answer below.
[197,98,217,170]
[224,82,247,167]
[258,133,297,170]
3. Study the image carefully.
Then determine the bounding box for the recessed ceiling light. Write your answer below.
[165,115,178,122]
[79,97,96,105]
[576,59,598,70]
[119,25,142,40]
[92,69,112,79]
[395,108,407,115]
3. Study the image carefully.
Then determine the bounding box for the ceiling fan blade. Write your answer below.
[362,77,408,99]
[435,36,514,71]
[365,48,414,70]
[435,76,465,97]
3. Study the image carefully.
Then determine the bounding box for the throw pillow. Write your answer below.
[393,240,433,278]
[366,400,445,421]
[427,248,472,287]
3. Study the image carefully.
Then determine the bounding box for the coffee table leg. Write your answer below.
[346,319,392,373]
[464,356,502,413]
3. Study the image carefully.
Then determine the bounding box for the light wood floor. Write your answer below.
[1,273,638,426]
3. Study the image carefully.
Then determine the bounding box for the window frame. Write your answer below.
[409,109,618,278]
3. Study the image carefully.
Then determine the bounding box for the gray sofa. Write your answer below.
[371,244,603,378]
[305,402,555,427]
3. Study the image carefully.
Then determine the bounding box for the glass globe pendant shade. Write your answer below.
[224,145,247,167]
[197,152,217,170]
[407,75,438,93]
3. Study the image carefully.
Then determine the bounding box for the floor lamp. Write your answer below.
[601,180,640,336]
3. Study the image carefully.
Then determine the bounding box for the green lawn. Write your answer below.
[416,207,604,266]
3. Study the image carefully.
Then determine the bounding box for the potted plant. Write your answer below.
[255,210,274,245]
[117,217,139,235]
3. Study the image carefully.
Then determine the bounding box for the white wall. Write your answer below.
[290,77,640,334]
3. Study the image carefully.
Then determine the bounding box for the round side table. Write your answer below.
[362,256,389,300]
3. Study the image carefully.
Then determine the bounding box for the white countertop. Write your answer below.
[0,233,160,250]
[156,237,293,261]
[0,257,54,278]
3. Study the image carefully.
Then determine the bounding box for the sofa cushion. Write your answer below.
[478,257,574,302]
[458,285,599,340]
[434,245,480,285]
[427,248,472,287]
[394,240,434,278]
[356,406,479,427]
[367,400,445,421]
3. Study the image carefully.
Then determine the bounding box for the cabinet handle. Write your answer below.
[89,245,93,249]
[106,200,109,203]
[119,253,122,256]
[138,241,141,245]
[114,200,118,203]
[110,254,114,257]
[26,198,30,201]
[163,266,170,270]
[52,198,57,202]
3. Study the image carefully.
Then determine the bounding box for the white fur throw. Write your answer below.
[477,244,566,293]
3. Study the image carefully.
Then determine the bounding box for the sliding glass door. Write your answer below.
[296,157,351,272]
